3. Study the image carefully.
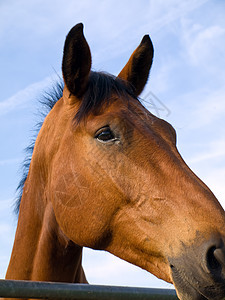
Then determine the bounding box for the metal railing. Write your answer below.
[0,279,178,299]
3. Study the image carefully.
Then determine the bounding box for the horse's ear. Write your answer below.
[118,35,154,96]
[62,23,91,98]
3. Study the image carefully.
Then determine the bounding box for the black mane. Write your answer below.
[15,80,64,214]
[15,72,137,214]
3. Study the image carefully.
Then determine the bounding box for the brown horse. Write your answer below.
[6,23,225,300]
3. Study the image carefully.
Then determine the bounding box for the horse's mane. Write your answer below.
[15,80,64,214]
[15,71,136,215]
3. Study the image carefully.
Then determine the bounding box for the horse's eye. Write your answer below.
[95,127,116,142]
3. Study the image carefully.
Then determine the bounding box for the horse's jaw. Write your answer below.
[103,201,225,300]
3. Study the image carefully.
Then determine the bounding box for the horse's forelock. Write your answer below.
[73,71,137,124]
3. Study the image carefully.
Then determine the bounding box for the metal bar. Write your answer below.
[0,279,178,299]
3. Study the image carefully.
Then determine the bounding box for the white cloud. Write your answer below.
[0,0,210,72]
[183,23,225,66]
[190,87,225,129]
[0,223,12,234]
[206,167,225,207]
[189,163,225,209]
[183,136,225,209]
[179,17,225,78]
[0,255,10,279]
[0,75,59,116]
[92,0,209,67]
[0,1,212,116]
[0,200,15,279]
[188,138,225,164]
[167,84,225,132]
[0,158,21,166]
[0,199,13,211]
[82,248,173,289]
[145,0,208,34]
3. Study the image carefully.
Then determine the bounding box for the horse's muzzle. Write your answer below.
[169,235,225,300]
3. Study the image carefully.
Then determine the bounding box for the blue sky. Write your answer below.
[0,0,225,289]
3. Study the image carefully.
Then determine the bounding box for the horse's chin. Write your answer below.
[171,265,225,300]
[171,266,208,300]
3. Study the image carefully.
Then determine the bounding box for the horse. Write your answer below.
[5,23,225,300]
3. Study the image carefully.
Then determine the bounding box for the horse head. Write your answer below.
[7,23,225,300]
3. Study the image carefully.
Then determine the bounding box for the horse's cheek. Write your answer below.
[50,175,106,247]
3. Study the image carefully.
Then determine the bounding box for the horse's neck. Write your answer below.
[6,172,87,283]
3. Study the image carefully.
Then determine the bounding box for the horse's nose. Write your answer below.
[205,237,225,275]
[170,235,225,299]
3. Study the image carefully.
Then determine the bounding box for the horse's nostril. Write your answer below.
[207,246,221,271]
[214,248,225,268]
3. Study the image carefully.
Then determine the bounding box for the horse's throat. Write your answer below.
[6,188,86,283]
